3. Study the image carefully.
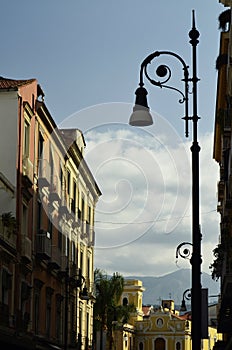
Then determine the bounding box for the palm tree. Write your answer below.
[93,269,135,350]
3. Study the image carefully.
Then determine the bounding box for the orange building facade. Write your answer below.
[0,77,101,349]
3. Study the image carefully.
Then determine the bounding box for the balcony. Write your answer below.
[87,226,95,247]
[72,220,80,230]
[60,255,68,271]
[68,264,81,289]
[48,246,61,270]
[59,205,69,217]
[49,176,61,204]
[37,159,51,188]
[22,156,34,184]
[221,108,232,133]
[70,262,78,277]
[85,278,96,299]
[80,221,87,239]
[21,235,32,263]
[0,218,17,252]
[36,231,51,260]
[218,180,225,201]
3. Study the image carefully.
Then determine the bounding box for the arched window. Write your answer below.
[123,297,128,306]
[139,342,143,350]
[154,337,165,350]
[176,342,181,350]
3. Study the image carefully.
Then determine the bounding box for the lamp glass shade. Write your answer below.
[180,300,187,312]
[129,105,153,127]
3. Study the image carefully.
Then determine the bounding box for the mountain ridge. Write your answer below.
[125,268,219,305]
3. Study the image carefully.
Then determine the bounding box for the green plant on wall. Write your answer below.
[210,232,232,280]
[1,212,17,235]
[210,243,224,281]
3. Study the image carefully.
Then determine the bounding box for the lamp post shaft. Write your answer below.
[189,13,201,350]
[129,10,202,350]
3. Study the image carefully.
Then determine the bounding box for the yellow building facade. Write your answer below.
[115,279,222,350]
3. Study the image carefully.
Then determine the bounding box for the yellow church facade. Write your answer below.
[115,279,222,350]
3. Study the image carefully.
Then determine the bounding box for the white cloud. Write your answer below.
[60,103,220,278]
[85,125,220,278]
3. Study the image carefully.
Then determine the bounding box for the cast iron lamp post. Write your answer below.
[64,267,89,350]
[129,10,202,350]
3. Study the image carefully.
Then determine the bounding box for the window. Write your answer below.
[65,236,70,257]
[48,215,53,237]
[34,293,40,334]
[49,144,54,183]
[46,287,53,337]
[58,231,62,250]
[38,131,44,159]
[156,318,164,328]
[60,165,64,199]
[23,119,30,157]
[34,279,43,335]
[80,251,83,271]
[46,299,51,337]
[71,241,76,263]
[86,312,89,341]
[55,295,62,341]
[71,180,77,215]
[79,306,82,335]
[67,171,71,196]
[86,206,91,236]
[176,342,181,350]
[21,281,31,305]
[70,298,75,337]
[139,342,143,350]
[123,297,128,306]
[78,208,81,223]
[154,338,165,350]
[87,257,90,279]
[1,269,11,304]
[20,281,30,331]
[22,203,28,236]
[37,201,42,232]
[81,197,85,231]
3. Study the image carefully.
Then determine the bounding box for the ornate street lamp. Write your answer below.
[180,289,192,313]
[129,10,202,350]
[64,267,89,350]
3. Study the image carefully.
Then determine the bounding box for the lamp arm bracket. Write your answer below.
[140,51,191,93]
[176,242,193,261]
[139,50,191,137]
[183,288,192,301]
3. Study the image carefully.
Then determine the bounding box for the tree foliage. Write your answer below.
[93,268,136,346]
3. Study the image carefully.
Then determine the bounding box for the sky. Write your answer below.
[1,1,226,280]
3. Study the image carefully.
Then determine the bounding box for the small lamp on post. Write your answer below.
[76,269,89,301]
[123,332,128,343]
[80,285,89,301]
[180,289,191,313]
[129,10,202,350]
[129,86,153,126]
